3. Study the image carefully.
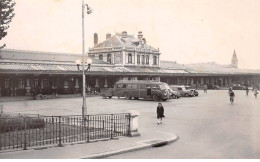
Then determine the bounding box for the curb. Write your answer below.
[78,133,178,159]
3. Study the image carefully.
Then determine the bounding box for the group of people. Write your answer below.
[228,85,258,104]
[157,85,259,124]
[243,86,258,98]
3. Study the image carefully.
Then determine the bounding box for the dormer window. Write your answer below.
[99,54,103,61]
[146,55,149,65]
[128,53,132,63]
[107,54,111,63]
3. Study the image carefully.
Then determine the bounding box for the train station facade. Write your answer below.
[0,31,260,96]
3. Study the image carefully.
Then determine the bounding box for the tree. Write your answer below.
[0,0,16,49]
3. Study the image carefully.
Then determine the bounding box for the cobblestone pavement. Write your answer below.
[1,90,260,158]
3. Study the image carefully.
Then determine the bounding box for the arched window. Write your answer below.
[146,55,149,64]
[128,53,132,63]
[153,55,157,65]
[142,55,145,65]
[107,54,111,63]
[137,54,140,64]
[99,54,103,61]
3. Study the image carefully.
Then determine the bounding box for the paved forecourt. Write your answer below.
[1,90,260,158]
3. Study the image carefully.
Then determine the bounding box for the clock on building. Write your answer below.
[115,56,122,63]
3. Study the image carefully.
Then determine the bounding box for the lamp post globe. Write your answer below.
[75,59,81,65]
[87,58,92,65]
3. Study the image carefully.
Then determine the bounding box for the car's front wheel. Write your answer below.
[153,94,160,101]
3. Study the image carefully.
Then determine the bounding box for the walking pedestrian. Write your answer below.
[254,88,258,98]
[157,103,164,124]
[229,90,235,104]
[204,85,208,93]
[246,86,249,96]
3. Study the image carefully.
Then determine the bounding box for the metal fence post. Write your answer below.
[110,114,113,139]
[128,113,131,136]
[58,116,62,147]
[23,117,27,150]
[87,115,90,142]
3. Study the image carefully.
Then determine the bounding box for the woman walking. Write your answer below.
[254,88,258,98]
[157,103,164,124]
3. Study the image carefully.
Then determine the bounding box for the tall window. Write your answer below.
[128,53,132,63]
[153,56,157,65]
[107,54,111,63]
[4,79,10,88]
[99,54,103,61]
[142,55,145,65]
[146,55,149,65]
[17,79,25,89]
[137,54,140,64]
[64,80,68,87]
[43,78,49,88]
[33,79,38,88]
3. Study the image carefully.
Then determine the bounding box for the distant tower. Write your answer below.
[231,50,238,68]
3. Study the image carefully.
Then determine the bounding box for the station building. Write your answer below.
[0,31,260,96]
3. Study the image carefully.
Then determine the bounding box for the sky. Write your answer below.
[2,0,260,69]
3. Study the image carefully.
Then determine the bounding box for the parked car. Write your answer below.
[170,85,194,97]
[185,86,199,96]
[232,84,246,90]
[169,89,181,99]
[207,84,220,90]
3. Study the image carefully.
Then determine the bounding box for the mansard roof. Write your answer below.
[90,33,159,53]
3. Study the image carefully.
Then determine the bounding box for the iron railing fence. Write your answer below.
[0,113,130,151]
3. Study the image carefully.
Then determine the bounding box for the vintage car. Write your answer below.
[231,84,246,90]
[208,84,220,90]
[170,85,194,97]
[169,89,181,99]
[185,86,199,96]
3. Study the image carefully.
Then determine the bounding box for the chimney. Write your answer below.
[106,33,111,39]
[137,31,143,40]
[94,33,98,46]
[122,31,127,38]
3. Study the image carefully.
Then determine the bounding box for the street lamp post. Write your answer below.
[75,57,92,119]
[80,0,92,119]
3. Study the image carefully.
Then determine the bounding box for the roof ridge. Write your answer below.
[114,34,124,46]
[1,48,80,56]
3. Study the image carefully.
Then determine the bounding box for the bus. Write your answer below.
[114,80,170,101]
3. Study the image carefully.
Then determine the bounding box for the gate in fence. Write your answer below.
[0,113,131,151]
